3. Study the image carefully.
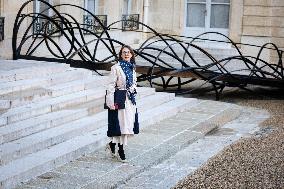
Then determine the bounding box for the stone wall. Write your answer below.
[241,0,284,63]
[229,0,243,44]
[0,0,31,59]
[147,0,182,35]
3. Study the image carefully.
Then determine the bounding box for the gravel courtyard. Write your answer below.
[173,86,284,189]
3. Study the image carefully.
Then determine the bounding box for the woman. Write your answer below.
[105,45,139,162]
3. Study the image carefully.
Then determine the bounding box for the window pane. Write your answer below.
[210,4,229,28]
[186,3,205,27]
[212,0,230,3]
[87,0,95,13]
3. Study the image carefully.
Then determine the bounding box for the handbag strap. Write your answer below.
[105,90,107,102]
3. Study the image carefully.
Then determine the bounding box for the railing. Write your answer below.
[32,15,63,37]
[0,17,4,41]
[83,15,107,34]
[122,14,139,31]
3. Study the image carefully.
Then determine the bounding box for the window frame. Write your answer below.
[33,0,62,37]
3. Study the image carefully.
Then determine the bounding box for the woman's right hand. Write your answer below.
[109,104,116,110]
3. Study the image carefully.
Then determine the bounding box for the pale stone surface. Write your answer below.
[0,78,49,95]
[271,37,284,47]
[0,60,69,81]
[243,16,272,27]
[10,97,251,189]
[118,108,268,189]
[229,0,243,43]
[244,0,284,6]
[243,26,272,37]
[0,109,88,144]
[272,28,284,38]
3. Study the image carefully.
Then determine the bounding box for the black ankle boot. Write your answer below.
[106,142,116,157]
[109,142,116,154]
[118,143,126,162]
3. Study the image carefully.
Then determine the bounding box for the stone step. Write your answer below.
[0,87,53,109]
[0,92,174,165]
[84,76,110,89]
[47,79,90,98]
[0,88,106,127]
[0,109,89,145]
[0,78,51,97]
[0,87,156,144]
[0,75,109,109]
[0,68,93,96]
[0,60,70,83]
[44,68,93,86]
[0,97,197,189]
[137,92,175,112]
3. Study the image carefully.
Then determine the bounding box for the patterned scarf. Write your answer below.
[119,60,136,105]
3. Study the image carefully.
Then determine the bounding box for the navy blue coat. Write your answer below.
[107,109,139,137]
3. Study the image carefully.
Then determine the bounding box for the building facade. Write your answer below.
[0,0,283,62]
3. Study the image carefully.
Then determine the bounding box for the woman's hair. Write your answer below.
[118,45,136,64]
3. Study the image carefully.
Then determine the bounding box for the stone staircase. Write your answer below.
[0,59,196,189]
[0,59,269,189]
[12,97,269,189]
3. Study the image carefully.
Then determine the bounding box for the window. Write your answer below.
[122,0,139,31]
[186,0,206,27]
[186,0,230,29]
[84,0,107,34]
[210,0,230,28]
[33,0,62,37]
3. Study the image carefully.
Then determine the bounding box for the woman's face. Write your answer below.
[121,47,132,62]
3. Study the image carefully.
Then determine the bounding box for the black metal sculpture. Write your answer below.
[12,0,284,99]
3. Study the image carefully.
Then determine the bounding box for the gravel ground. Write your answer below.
[172,86,284,189]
